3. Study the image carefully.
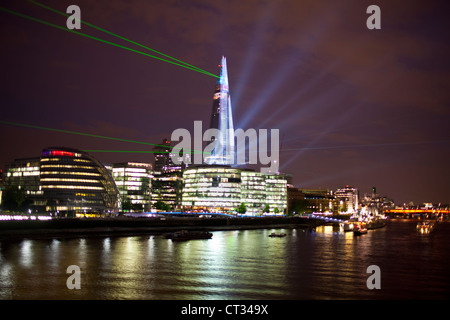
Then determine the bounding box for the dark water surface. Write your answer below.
[1,220,449,299]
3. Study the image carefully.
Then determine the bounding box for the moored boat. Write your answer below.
[366,217,387,230]
[269,232,286,237]
[340,221,355,232]
[165,230,213,241]
[353,223,368,235]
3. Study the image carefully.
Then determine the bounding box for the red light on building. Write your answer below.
[51,150,75,157]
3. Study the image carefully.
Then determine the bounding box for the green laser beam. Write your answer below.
[0,6,218,78]
[82,150,171,154]
[27,0,218,78]
[83,149,209,155]
[0,120,165,147]
[0,120,210,155]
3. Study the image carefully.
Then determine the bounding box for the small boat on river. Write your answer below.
[416,221,435,234]
[269,232,287,237]
[164,230,213,241]
[353,223,368,235]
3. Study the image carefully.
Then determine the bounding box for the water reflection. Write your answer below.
[0,262,13,299]
[20,240,33,268]
[0,222,449,299]
[46,239,61,272]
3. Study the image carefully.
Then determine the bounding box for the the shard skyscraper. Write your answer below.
[205,56,235,165]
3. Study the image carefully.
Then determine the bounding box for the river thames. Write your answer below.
[0,220,449,300]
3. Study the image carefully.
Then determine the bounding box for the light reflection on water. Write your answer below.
[0,221,450,299]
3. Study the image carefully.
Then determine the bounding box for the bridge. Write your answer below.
[386,209,450,215]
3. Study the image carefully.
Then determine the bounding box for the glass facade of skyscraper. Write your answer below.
[205,56,235,165]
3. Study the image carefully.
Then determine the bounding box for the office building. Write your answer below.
[3,157,43,211]
[182,165,287,215]
[151,170,183,210]
[335,185,359,213]
[151,139,186,210]
[112,162,152,212]
[153,138,173,173]
[287,187,337,214]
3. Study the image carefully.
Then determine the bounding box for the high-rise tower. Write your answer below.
[205,56,235,165]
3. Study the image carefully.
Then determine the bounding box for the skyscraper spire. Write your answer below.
[205,56,235,165]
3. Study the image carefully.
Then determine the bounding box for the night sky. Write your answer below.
[1,0,449,205]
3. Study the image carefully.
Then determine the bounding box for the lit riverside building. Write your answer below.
[335,185,359,213]
[182,166,287,214]
[151,138,187,211]
[3,147,119,216]
[111,162,152,212]
[3,157,42,211]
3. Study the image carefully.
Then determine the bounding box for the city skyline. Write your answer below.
[1,0,449,205]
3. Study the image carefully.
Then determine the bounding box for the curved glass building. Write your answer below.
[40,147,119,215]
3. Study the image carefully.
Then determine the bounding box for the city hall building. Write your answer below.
[3,147,119,215]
